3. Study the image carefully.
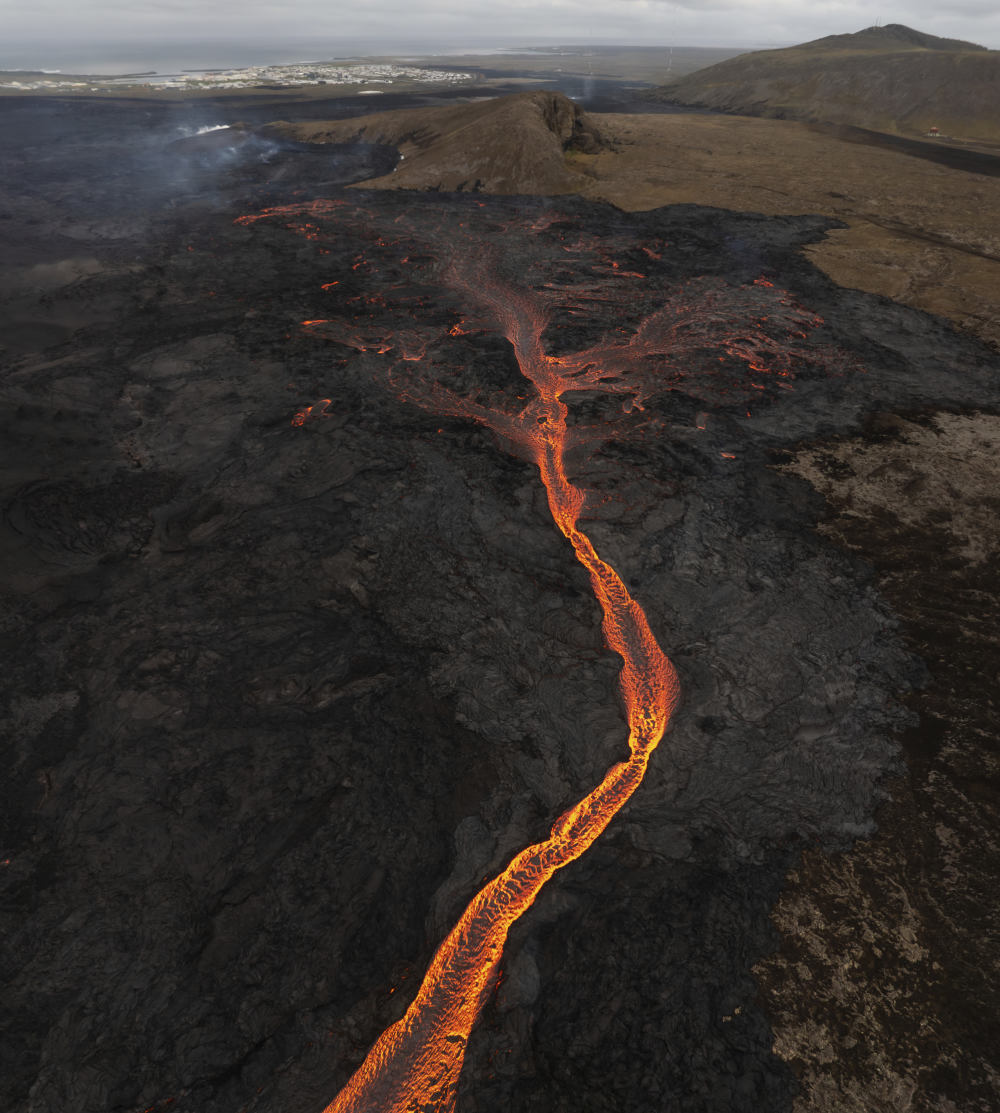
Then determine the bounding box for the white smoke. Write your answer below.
[174,123,232,138]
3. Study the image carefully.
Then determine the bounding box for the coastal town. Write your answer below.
[0,60,475,93]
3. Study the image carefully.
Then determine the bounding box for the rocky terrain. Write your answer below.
[650,24,1000,147]
[1,87,998,1113]
[756,412,1000,1113]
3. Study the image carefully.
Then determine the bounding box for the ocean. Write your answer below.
[0,37,563,77]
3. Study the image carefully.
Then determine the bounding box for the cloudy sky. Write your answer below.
[3,0,999,58]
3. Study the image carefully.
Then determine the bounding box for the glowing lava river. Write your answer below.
[321,261,679,1113]
[236,197,845,1113]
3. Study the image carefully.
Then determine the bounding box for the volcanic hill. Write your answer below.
[265,90,604,194]
[650,23,1000,145]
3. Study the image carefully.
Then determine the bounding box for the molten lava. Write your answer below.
[235,199,845,1112]
[322,253,679,1113]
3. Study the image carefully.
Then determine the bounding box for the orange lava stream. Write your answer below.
[324,261,680,1113]
[236,200,843,1113]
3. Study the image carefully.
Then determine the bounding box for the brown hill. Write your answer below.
[265,91,604,194]
[797,23,987,53]
[651,23,1000,144]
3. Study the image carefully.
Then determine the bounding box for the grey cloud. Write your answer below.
[4,0,1000,52]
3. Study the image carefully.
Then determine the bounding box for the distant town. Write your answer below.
[0,60,475,93]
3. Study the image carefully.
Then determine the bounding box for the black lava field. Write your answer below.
[1,94,997,1113]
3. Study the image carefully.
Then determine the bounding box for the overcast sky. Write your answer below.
[3,0,1000,55]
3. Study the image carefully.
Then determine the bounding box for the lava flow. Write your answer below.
[322,253,680,1113]
[236,199,844,1113]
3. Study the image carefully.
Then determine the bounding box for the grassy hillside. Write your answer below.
[651,24,1000,144]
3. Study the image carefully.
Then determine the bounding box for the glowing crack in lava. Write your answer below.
[237,200,847,1112]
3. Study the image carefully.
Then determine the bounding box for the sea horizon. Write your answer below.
[0,36,783,78]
